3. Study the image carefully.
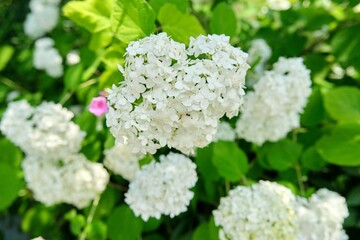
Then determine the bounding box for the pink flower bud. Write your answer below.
[89,96,108,116]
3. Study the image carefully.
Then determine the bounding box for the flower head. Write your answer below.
[213,181,297,240]
[89,96,109,116]
[106,33,249,154]
[125,152,198,221]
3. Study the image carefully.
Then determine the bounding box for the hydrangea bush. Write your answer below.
[0,0,360,239]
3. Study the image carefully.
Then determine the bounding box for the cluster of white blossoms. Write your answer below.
[106,33,249,154]
[23,154,109,208]
[213,181,297,240]
[24,0,60,39]
[33,38,63,78]
[212,122,236,142]
[0,100,84,160]
[296,189,349,240]
[213,181,349,240]
[125,152,198,221]
[236,57,312,145]
[0,100,109,208]
[103,144,144,181]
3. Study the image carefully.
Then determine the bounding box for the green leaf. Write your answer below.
[99,69,124,90]
[64,63,84,91]
[65,210,86,236]
[195,144,220,181]
[21,205,55,236]
[158,4,205,44]
[212,141,248,182]
[0,138,22,167]
[63,0,112,33]
[111,0,156,44]
[261,139,302,171]
[94,188,119,219]
[300,146,326,171]
[0,45,14,71]
[89,29,113,50]
[316,123,360,166]
[323,87,360,123]
[85,220,107,240]
[347,185,360,207]
[143,217,162,232]
[101,42,126,69]
[331,24,360,71]
[301,87,326,127]
[107,205,143,240]
[149,0,189,15]
[192,217,218,240]
[210,2,237,37]
[0,163,22,211]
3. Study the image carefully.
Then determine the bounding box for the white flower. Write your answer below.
[295,189,349,240]
[236,57,311,145]
[247,39,272,66]
[23,154,109,209]
[106,33,249,154]
[125,152,198,221]
[213,122,236,142]
[0,100,34,148]
[24,0,60,39]
[66,50,80,65]
[267,0,292,10]
[34,37,63,78]
[247,39,272,87]
[213,181,297,240]
[104,144,144,181]
[0,100,85,160]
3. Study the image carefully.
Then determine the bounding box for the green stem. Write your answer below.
[0,77,30,94]
[78,196,100,240]
[225,180,230,195]
[295,164,305,196]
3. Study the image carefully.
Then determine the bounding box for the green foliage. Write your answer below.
[110,0,156,44]
[0,163,22,211]
[210,3,237,37]
[316,123,360,166]
[0,45,14,71]
[259,139,302,171]
[107,205,143,240]
[63,0,112,33]
[324,87,360,123]
[158,4,205,44]
[192,217,218,240]
[212,141,249,182]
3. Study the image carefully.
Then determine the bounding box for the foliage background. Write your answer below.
[0,0,360,239]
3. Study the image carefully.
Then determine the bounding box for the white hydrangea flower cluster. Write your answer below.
[106,33,249,154]
[0,100,84,160]
[103,144,144,181]
[213,181,349,240]
[24,0,61,39]
[213,181,297,240]
[296,189,349,240]
[33,38,63,78]
[236,57,312,145]
[23,154,109,209]
[125,152,198,221]
[247,39,272,87]
[0,100,109,208]
[212,122,236,142]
